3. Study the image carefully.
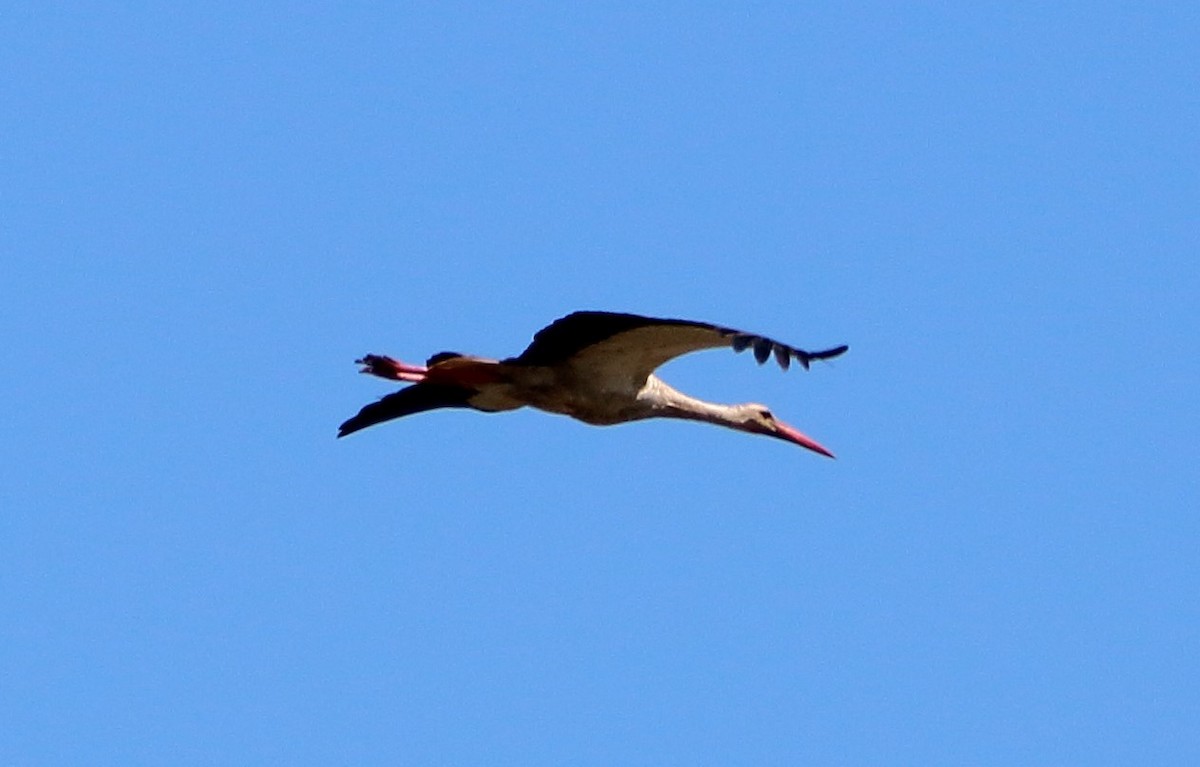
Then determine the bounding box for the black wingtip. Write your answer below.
[336,413,375,438]
[816,344,849,360]
[793,343,848,370]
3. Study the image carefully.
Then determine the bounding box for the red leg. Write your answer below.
[355,354,427,383]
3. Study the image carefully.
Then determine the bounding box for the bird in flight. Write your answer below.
[338,311,848,457]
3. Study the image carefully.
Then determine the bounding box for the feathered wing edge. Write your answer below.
[728,334,849,370]
[511,310,848,372]
[337,383,475,438]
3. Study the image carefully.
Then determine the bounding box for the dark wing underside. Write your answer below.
[508,310,847,380]
[337,383,475,438]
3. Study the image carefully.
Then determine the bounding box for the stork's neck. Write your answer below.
[638,376,746,427]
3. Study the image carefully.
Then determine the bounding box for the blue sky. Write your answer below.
[3,3,1197,764]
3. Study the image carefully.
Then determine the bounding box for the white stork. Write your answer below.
[338,311,848,457]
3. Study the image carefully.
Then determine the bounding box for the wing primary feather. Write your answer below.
[337,384,474,438]
[808,344,850,361]
[752,338,773,364]
[773,344,791,370]
[509,310,848,376]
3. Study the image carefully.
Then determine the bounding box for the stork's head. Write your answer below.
[737,404,835,458]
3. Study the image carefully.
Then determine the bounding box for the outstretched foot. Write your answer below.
[355,354,428,383]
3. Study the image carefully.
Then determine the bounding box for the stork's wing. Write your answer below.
[509,310,848,381]
[337,383,475,438]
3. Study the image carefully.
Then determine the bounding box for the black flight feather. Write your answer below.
[338,383,475,438]
[512,311,848,372]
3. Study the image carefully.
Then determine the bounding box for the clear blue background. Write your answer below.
[3,4,1196,764]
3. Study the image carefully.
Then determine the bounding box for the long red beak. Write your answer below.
[773,419,836,458]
